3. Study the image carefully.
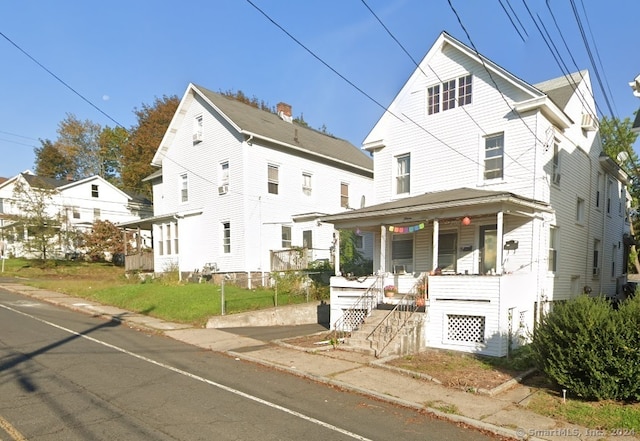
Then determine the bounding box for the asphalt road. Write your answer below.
[0,288,500,441]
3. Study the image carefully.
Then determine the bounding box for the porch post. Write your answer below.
[380,225,387,273]
[496,211,504,274]
[334,231,341,276]
[432,218,439,270]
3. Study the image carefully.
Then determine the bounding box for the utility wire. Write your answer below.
[497,0,527,42]
[0,31,125,129]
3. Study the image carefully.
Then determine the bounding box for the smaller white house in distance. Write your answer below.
[0,171,152,259]
[129,83,374,283]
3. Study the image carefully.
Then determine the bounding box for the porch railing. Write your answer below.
[367,277,424,357]
[332,274,382,344]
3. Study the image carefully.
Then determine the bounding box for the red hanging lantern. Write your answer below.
[462,216,471,226]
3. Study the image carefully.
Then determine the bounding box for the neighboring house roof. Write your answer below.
[321,188,551,223]
[633,109,640,134]
[0,177,7,184]
[533,70,588,110]
[152,84,373,175]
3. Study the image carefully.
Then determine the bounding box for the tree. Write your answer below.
[121,95,179,197]
[82,220,126,262]
[55,114,103,179]
[98,126,128,187]
[600,115,640,272]
[8,178,65,260]
[34,139,75,179]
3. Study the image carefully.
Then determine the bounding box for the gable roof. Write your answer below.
[152,84,373,176]
[1,172,151,207]
[533,70,588,111]
[364,31,573,149]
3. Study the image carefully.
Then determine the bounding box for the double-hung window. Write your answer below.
[484,133,504,180]
[91,184,99,198]
[180,173,188,202]
[548,226,558,272]
[396,154,410,195]
[427,85,440,115]
[340,183,349,208]
[442,80,456,111]
[302,172,312,196]
[458,75,472,105]
[282,226,292,248]
[222,222,231,253]
[268,165,279,195]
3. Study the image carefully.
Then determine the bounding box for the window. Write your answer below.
[593,239,600,278]
[458,74,472,106]
[174,222,179,255]
[91,184,99,198]
[302,172,312,196]
[549,226,558,272]
[93,208,101,220]
[620,187,624,215]
[268,165,279,195]
[157,225,164,256]
[302,230,312,249]
[193,114,203,143]
[392,234,413,273]
[180,173,188,202]
[576,197,585,223]
[281,226,292,248]
[0,198,3,214]
[220,161,229,185]
[596,172,603,208]
[484,133,504,180]
[439,232,458,273]
[427,74,472,115]
[222,222,231,253]
[442,79,456,111]
[396,154,410,194]
[340,183,349,208]
[427,84,440,115]
[607,178,614,214]
[552,141,561,185]
[72,207,80,219]
[611,245,616,278]
[165,224,172,255]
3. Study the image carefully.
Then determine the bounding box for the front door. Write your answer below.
[479,225,497,275]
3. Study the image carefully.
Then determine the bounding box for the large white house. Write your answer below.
[133,84,374,282]
[324,32,631,357]
[0,171,152,258]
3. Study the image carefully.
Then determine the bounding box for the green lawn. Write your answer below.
[0,258,316,327]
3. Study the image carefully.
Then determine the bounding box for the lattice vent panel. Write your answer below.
[447,314,485,343]
[341,309,367,331]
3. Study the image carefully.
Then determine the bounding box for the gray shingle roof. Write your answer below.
[533,70,587,110]
[194,85,373,174]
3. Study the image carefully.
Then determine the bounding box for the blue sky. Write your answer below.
[0,1,638,179]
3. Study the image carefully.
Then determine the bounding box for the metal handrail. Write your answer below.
[366,274,427,357]
[332,274,382,345]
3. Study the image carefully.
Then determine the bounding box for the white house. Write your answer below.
[134,84,374,282]
[0,171,152,258]
[324,32,631,357]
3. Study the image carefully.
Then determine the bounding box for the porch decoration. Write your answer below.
[388,222,425,234]
[462,216,471,226]
[384,285,397,297]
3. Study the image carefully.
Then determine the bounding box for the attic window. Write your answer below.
[91,184,99,198]
[427,74,472,115]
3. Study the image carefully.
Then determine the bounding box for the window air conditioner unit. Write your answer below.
[592,267,600,277]
[552,172,561,185]
[193,132,203,143]
[218,185,228,195]
[581,113,597,131]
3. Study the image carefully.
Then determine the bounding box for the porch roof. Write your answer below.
[320,187,551,227]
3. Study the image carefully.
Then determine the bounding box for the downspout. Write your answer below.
[575,145,593,290]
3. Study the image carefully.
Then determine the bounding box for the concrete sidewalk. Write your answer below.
[1,281,635,441]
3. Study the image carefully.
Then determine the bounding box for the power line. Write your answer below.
[497,0,527,42]
[0,31,125,128]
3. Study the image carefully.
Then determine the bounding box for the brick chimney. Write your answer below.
[277,102,292,122]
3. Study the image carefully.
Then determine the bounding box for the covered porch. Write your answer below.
[323,188,553,357]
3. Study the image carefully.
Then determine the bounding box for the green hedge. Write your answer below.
[530,294,640,401]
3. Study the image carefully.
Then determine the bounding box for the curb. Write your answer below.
[225,349,525,441]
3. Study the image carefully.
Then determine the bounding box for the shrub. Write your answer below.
[530,294,640,401]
